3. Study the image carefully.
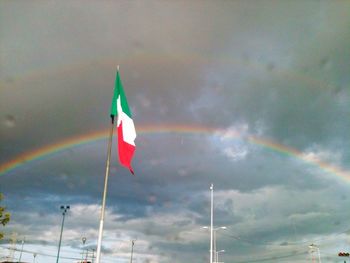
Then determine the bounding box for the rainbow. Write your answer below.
[1,124,349,181]
[1,51,333,93]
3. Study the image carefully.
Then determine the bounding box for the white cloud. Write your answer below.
[214,124,251,161]
[223,146,248,161]
[301,146,343,165]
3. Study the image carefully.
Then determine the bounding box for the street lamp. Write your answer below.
[216,250,225,263]
[202,226,227,262]
[210,184,214,263]
[82,237,87,262]
[92,249,96,263]
[309,244,321,263]
[56,205,70,263]
[213,227,226,263]
[130,239,136,263]
[19,237,25,262]
[202,226,227,230]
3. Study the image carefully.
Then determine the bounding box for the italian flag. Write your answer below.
[110,69,136,174]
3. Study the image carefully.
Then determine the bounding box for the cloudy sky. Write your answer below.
[1,1,350,262]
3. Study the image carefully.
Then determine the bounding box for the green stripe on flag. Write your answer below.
[110,70,132,118]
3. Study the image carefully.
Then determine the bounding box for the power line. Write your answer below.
[232,250,308,263]
[0,245,82,260]
[0,244,136,263]
[221,226,350,247]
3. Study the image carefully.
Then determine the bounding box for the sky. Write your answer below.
[0,1,350,262]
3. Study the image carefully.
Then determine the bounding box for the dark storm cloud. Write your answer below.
[1,1,350,262]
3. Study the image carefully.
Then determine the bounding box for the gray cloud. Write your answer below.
[1,1,350,262]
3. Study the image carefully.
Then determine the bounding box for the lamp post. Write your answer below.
[92,249,95,263]
[216,250,225,263]
[82,237,87,262]
[56,205,70,263]
[309,244,321,263]
[130,240,136,263]
[202,226,226,263]
[213,227,226,262]
[19,237,25,262]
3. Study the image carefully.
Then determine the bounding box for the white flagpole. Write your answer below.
[95,118,115,263]
[210,183,214,263]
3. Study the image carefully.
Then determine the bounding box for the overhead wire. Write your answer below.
[0,245,124,263]
[220,225,350,247]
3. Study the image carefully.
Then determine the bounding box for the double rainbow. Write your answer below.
[1,55,345,179]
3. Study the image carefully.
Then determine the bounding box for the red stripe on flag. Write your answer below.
[117,121,135,175]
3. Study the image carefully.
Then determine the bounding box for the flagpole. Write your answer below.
[210,183,213,263]
[95,117,115,263]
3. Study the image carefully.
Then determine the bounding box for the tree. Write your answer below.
[0,193,10,240]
